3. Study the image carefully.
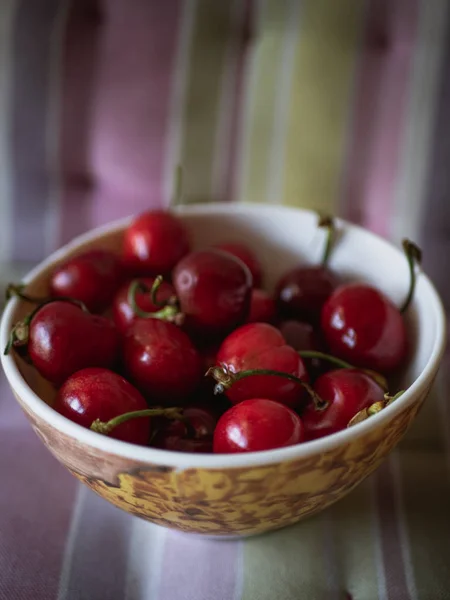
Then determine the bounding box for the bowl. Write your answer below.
[0,204,446,537]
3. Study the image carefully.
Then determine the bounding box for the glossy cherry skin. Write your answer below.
[275,266,338,324]
[112,277,175,334]
[28,301,120,386]
[247,289,276,324]
[321,284,407,372]
[50,249,123,313]
[214,398,304,453]
[302,368,385,440]
[54,368,150,445]
[278,319,325,380]
[152,405,216,453]
[216,323,308,408]
[122,210,190,276]
[214,242,262,287]
[123,318,202,403]
[172,249,252,339]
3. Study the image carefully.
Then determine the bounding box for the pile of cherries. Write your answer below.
[5,209,421,454]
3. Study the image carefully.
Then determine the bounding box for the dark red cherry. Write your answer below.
[54,368,150,445]
[278,319,326,380]
[302,368,385,440]
[10,301,120,385]
[112,277,175,334]
[213,398,304,453]
[123,318,202,403]
[50,249,123,313]
[152,405,216,453]
[215,323,308,407]
[321,284,407,373]
[275,266,338,324]
[172,249,252,339]
[122,210,190,276]
[214,242,262,287]
[247,289,276,324]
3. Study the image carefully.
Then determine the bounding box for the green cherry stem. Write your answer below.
[127,279,184,325]
[297,350,388,392]
[6,283,54,305]
[317,214,335,267]
[400,239,422,314]
[206,364,328,411]
[90,407,184,436]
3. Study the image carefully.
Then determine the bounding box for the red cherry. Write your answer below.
[215,323,308,407]
[214,243,262,287]
[112,277,175,334]
[275,266,338,324]
[54,368,150,445]
[50,249,123,313]
[122,210,190,276]
[278,320,322,352]
[213,398,304,453]
[246,289,276,324]
[172,249,252,339]
[302,368,385,440]
[18,301,120,385]
[123,318,202,403]
[152,405,216,453]
[321,284,407,372]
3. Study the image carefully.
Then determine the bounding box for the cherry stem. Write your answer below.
[206,364,328,411]
[347,389,405,428]
[4,297,89,356]
[127,279,183,325]
[317,214,335,266]
[5,283,86,309]
[297,350,388,391]
[400,239,422,314]
[90,407,184,436]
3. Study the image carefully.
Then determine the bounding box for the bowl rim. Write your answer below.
[1,203,447,470]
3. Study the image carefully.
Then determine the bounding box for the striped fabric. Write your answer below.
[1,1,450,598]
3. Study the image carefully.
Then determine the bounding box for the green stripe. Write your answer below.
[178,2,235,203]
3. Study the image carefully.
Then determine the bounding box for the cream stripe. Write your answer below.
[211,0,245,200]
[266,0,302,205]
[124,519,168,600]
[390,452,418,600]
[163,0,197,206]
[0,0,17,264]
[44,0,71,255]
[390,0,449,242]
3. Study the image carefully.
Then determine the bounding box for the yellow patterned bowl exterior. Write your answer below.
[1,205,446,537]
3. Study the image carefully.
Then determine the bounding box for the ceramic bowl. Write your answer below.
[0,204,446,537]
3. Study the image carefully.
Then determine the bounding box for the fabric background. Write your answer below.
[1,1,450,598]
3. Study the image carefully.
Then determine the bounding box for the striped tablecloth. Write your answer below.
[1,1,450,598]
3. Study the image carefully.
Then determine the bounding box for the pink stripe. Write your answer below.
[342,0,418,237]
[89,0,182,227]
[0,380,77,599]
[223,0,253,202]
[158,531,240,600]
[375,460,411,600]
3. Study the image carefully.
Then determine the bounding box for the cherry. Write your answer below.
[214,242,262,287]
[320,239,421,373]
[301,368,385,440]
[321,284,407,372]
[5,301,120,385]
[123,318,202,403]
[213,398,304,453]
[278,320,322,352]
[172,249,252,339]
[213,323,308,407]
[247,289,276,324]
[152,405,216,453]
[275,216,338,323]
[54,368,151,444]
[122,210,190,277]
[50,249,123,313]
[112,277,175,334]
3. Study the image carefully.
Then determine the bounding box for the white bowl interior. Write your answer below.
[0,204,446,469]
